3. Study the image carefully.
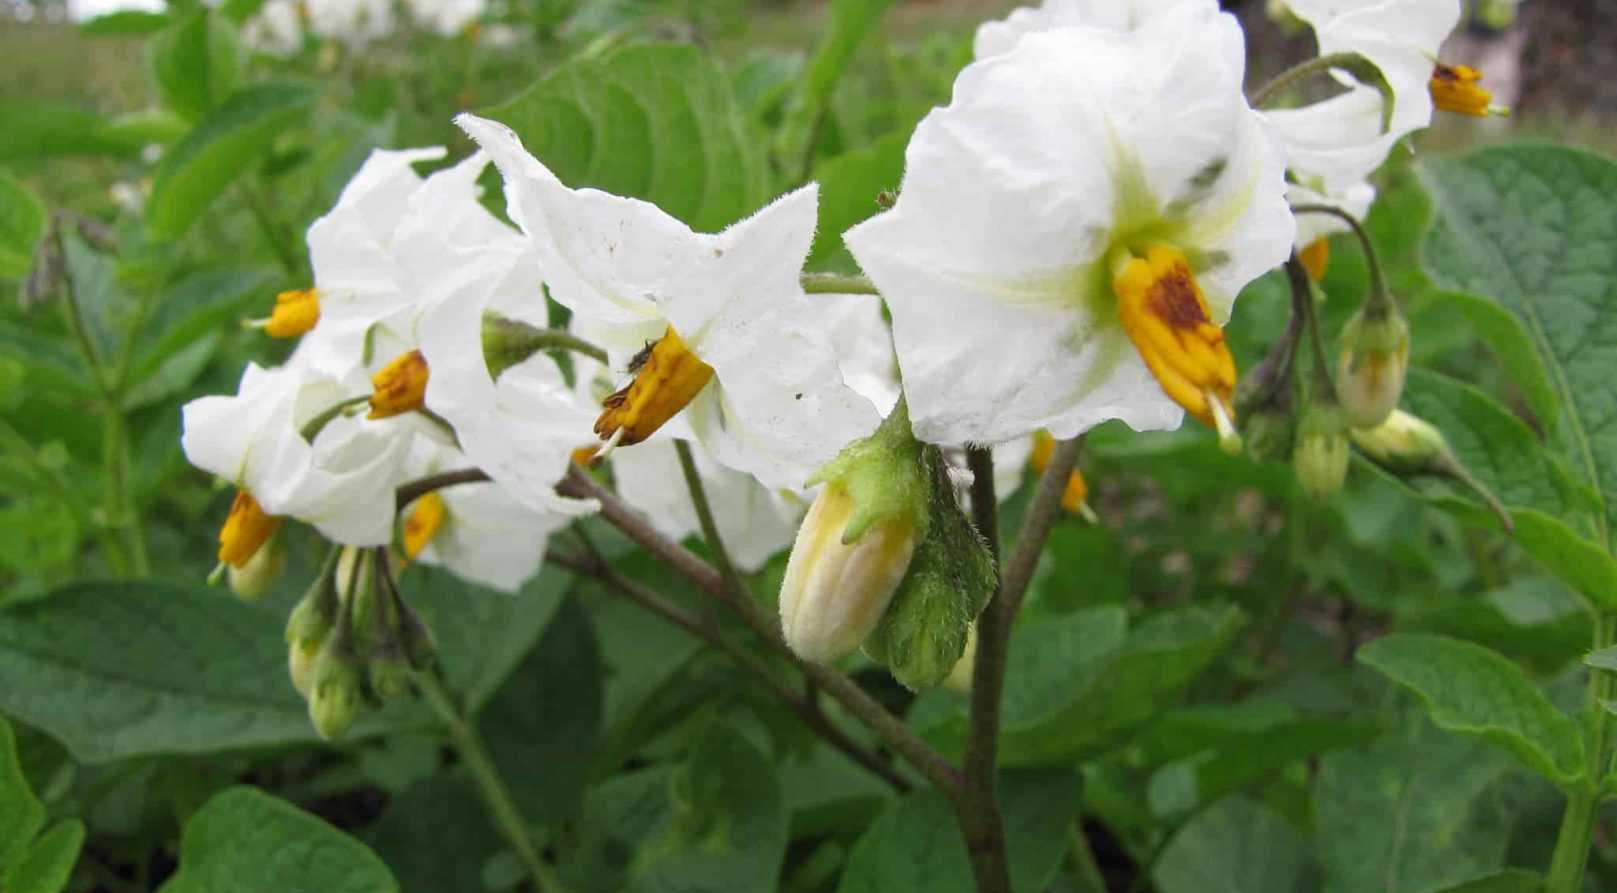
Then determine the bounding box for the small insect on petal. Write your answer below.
[593,327,715,446]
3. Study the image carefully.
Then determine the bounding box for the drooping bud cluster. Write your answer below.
[1292,399,1350,501]
[1335,298,1409,429]
[286,545,438,740]
[779,402,997,690]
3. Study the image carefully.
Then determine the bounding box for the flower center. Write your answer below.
[402,491,447,560]
[219,489,282,568]
[267,289,321,338]
[369,349,430,420]
[1429,64,1498,117]
[594,326,715,447]
[1299,237,1330,283]
[1112,244,1241,449]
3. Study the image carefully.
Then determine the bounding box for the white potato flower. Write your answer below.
[972,0,1215,59]
[181,362,412,563]
[398,439,572,593]
[845,5,1293,447]
[404,0,486,36]
[457,113,882,492]
[305,0,394,47]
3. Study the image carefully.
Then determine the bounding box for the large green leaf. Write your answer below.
[838,769,1079,893]
[0,569,567,763]
[60,231,135,370]
[0,715,44,867]
[2,820,84,893]
[148,85,315,239]
[1356,634,1582,783]
[481,595,602,827]
[0,102,148,162]
[123,266,278,409]
[0,172,46,280]
[807,132,905,270]
[1315,717,1523,893]
[1419,146,1617,552]
[1153,796,1316,893]
[1429,871,1543,893]
[564,721,787,893]
[480,44,770,233]
[365,773,501,893]
[157,787,398,893]
[147,11,244,123]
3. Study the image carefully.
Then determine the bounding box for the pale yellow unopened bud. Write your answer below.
[227,538,285,601]
[1349,409,1449,469]
[1294,425,1350,500]
[779,483,917,664]
[1336,312,1409,429]
[288,637,322,699]
[944,623,979,694]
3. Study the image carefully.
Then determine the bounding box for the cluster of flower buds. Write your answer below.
[284,546,438,739]
[780,403,997,691]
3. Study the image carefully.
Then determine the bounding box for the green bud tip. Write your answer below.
[1293,402,1350,500]
[1335,307,1410,430]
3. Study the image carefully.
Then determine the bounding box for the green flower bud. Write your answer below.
[1242,403,1295,463]
[779,403,929,664]
[227,537,285,601]
[482,312,551,380]
[1293,401,1350,500]
[1349,409,1450,472]
[288,637,322,700]
[308,641,363,741]
[367,646,414,702]
[1335,304,1409,429]
[864,447,997,691]
[944,623,979,694]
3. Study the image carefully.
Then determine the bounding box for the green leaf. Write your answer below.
[999,604,1245,766]
[566,721,787,893]
[0,102,148,162]
[0,714,44,867]
[80,10,172,36]
[365,773,500,893]
[1401,577,1589,676]
[148,85,315,239]
[838,769,1078,893]
[0,172,46,280]
[2,820,84,893]
[481,595,602,826]
[1510,509,1617,613]
[777,0,897,177]
[1428,870,1543,893]
[60,230,135,370]
[0,569,566,763]
[807,132,905,270]
[158,787,398,893]
[122,266,277,409]
[480,44,770,233]
[1357,634,1582,783]
[1153,796,1316,893]
[1315,717,1523,893]
[147,11,244,123]
[1419,146,1617,549]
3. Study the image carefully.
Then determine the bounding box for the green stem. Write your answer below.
[674,439,744,596]
[1290,203,1392,315]
[960,435,1085,893]
[102,406,148,576]
[395,467,492,511]
[416,672,568,893]
[1548,612,1617,892]
[1250,52,1378,109]
[1288,257,1335,395]
[299,395,371,441]
[799,272,880,295]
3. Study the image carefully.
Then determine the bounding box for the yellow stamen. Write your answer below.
[258,288,320,338]
[594,327,715,446]
[402,491,447,561]
[1299,237,1330,283]
[218,490,282,568]
[1429,63,1506,117]
[369,349,430,419]
[1030,430,1093,517]
[570,445,600,467]
[1113,244,1238,431]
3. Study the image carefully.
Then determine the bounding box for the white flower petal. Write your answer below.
[973,0,1218,58]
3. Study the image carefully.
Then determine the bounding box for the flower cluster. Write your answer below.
[183,0,1486,707]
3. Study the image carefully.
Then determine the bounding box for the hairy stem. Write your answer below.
[416,672,567,893]
[1290,203,1391,314]
[961,436,1084,893]
[395,467,492,511]
[558,464,962,794]
[1249,52,1376,109]
[1548,612,1617,892]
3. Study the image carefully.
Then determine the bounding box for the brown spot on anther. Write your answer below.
[1146,265,1210,330]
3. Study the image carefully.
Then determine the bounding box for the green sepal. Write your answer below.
[1243,405,1296,463]
[864,446,998,691]
[284,546,342,647]
[810,400,930,545]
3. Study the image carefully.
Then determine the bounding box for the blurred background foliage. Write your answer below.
[2,1,1617,891]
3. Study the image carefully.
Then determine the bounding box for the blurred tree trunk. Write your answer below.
[1519,0,1617,116]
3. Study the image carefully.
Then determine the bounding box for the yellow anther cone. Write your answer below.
[594,327,715,447]
[402,491,447,561]
[369,350,430,419]
[263,289,321,338]
[1113,245,1238,432]
[218,490,282,568]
